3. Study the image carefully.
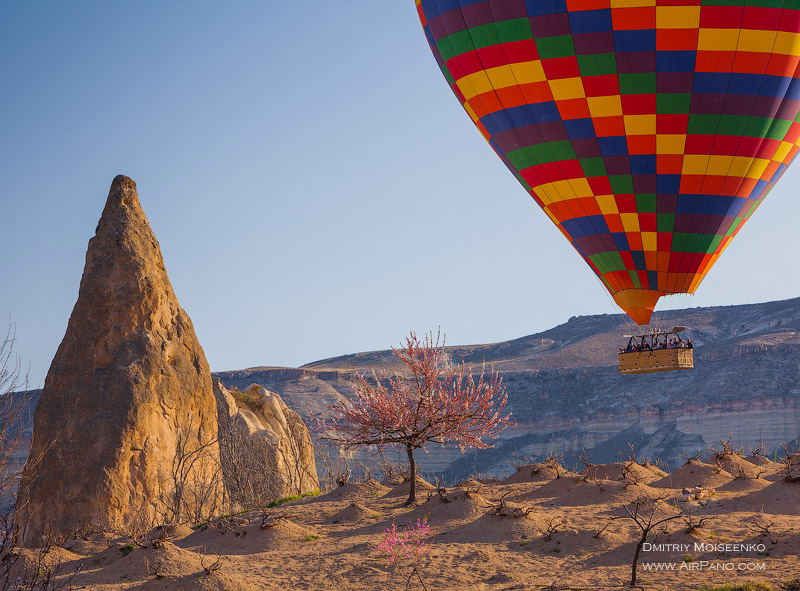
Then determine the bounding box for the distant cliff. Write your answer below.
[216,297,800,481]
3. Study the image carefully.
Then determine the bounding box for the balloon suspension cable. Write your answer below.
[591,274,640,335]
[655,292,695,332]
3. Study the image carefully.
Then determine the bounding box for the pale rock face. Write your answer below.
[214,380,318,506]
[17,176,223,544]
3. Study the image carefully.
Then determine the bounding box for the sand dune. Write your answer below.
[20,458,800,591]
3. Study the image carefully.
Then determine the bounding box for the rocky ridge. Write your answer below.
[217,297,800,481]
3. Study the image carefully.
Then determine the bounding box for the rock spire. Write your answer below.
[17,175,222,543]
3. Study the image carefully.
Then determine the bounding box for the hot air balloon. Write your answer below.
[415,0,800,327]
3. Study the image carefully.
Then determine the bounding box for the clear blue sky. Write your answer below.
[2,2,799,387]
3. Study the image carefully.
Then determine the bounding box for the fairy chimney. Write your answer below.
[17,175,222,544]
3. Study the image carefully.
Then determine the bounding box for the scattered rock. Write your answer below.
[678,485,716,502]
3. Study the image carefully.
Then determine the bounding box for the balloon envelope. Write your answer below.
[416,0,800,325]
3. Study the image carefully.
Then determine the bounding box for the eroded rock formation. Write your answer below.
[17,176,223,543]
[215,380,318,508]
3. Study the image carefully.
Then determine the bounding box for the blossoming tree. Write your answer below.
[376,517,432,590]
[318,331,513,504]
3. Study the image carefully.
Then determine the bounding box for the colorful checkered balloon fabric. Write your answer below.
[416,0,800,325]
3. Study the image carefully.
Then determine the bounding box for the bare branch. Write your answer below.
[200,550,223,576]
[683,511,716,535]
[543,517,561,542]
[613,496,683,586]
[780,443,800,483]
[744,511,780,544]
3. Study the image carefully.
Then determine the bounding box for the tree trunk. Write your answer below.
[631,534,645,586]
[406,445,416,506]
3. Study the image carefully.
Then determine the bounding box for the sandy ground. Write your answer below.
[15,457,800,591]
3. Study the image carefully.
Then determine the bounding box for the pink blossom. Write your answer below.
[316,331,513,504]
[376,517,432,565]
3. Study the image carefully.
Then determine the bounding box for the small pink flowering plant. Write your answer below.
[376,517,432,589]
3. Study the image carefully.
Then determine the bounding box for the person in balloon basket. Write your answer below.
[686,338,693,349]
